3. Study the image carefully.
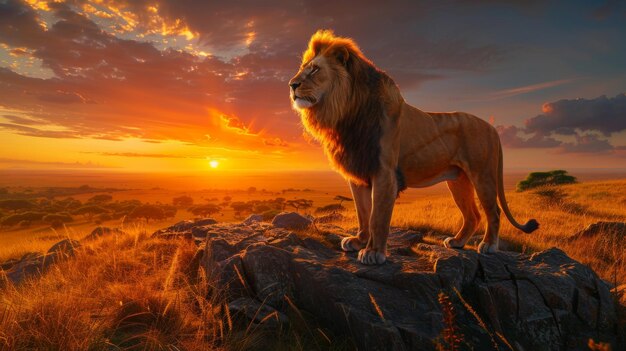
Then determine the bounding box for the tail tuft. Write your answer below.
[521,219,539,233]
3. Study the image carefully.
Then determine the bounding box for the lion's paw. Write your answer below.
[443,237,464,249]
[357,248,386,265]
[477,241,498,254]
[340,236,366,252]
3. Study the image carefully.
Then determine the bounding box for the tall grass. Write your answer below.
[0,226,247,350]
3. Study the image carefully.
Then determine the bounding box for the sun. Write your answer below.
[209,160,219,168]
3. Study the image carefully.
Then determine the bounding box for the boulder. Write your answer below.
[242,214,264,225]
[46,238,81,258]
[151,218,218,238]
[271,211,312,230]
[192,222,619,351]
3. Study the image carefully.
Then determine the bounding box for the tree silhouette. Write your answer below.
[0,199,36,213]
[128,204,166,222]
[173,195,194,208]
[517,170,577,191]
[333,195,353,206]
[286,199,314,213]
[188,204,221,217]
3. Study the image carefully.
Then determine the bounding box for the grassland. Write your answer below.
[0,176,624,350]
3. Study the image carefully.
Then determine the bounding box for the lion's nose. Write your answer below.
[289,82,301,91]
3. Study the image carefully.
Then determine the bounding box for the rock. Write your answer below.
[242,214,264,225]
[228,297,289,327]
[151,218,217,238]
[271,212,312,230]
[47,239,81,258]
[162,221,621,350]
[83,226,125,241]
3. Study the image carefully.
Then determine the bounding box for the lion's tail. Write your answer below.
[497,145,539,234]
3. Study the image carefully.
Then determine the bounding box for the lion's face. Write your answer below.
[289,55,341,110]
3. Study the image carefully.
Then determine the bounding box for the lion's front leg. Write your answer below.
[358,168,396,265]
[341,182,372,252]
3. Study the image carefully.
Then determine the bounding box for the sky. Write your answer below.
[0,0,625,173]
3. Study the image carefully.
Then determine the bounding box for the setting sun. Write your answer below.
[209,160,219,168]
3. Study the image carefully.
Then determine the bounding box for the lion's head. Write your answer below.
[289,30,381,131]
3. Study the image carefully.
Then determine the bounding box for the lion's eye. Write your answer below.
[310,67,319,75]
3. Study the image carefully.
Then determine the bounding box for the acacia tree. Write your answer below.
[517,170,577,191]
[128,205,165,222]
[333,195,353,206]
[173,195,194,208]
[188,204,221,217]
[286,199,314,213]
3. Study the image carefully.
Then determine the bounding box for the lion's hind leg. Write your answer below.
[443,171,481,250]
[472,174,501,254]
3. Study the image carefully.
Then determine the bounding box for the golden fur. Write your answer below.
[289,30,538,264]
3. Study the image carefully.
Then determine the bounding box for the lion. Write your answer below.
[289,30,539,265]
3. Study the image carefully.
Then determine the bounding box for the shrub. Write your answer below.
[315,204,346,214]
[128,205,166,222]
[172,195,193,208]
[42,213,74,224]
[517,170,577,191]
[1,212,46,227]
[261,209,281,221]
[0,199,36,212]
[188,204,220,217]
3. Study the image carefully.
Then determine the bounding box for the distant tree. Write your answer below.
[79,185,91,190]
[43,213,74,225]
[223,196,232,202]
[0,187,8,195]
[57,197,82,210]
[73,205,108,219]
[97,213,113,222]
[0,199,36,213]
[517,170,577,191]
[230,201,253,216]
[128,204,166,222]
[286,199,313,213]
[162,205,177,219]
[173,195,194,208]
[333,195,353,206]
[0,212,46,227]
[188,204,221,217]
[247,187,257,194]
[88,194,113,203]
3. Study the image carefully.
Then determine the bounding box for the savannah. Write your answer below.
[1,0,626,350]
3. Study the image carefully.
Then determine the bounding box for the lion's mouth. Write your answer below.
[293,95,316,109]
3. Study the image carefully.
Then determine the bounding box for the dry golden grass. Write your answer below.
[0,179,624,350]
[0,227,251,351]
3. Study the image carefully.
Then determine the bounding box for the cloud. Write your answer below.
[497,94,626,154]
[525,94,626,136]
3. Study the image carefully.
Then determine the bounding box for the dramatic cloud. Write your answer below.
[497,94,626,154]
[525,94,626,136]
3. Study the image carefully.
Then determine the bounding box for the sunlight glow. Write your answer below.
[209,160,219,168]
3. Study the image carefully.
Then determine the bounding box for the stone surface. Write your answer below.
[151,218,218,239]
[242,214,264,226]
[188,221,620,351]
[271,211,312,230]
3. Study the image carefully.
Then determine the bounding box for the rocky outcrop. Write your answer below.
[188,221,619,351]
[1,239,81,286]
[271,211,312,230]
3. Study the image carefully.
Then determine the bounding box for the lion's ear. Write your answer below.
[335,46,349,66]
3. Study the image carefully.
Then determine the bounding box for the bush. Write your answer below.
[315,204,346,214]
[128,205,166,222]
[0,199,36,212]
[517,170,577,191]
[1,212,46,227]
[172,195,193,208]
[43,213,74,224]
